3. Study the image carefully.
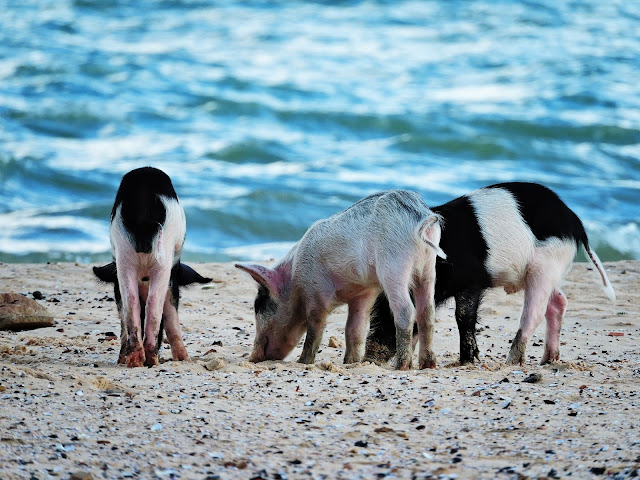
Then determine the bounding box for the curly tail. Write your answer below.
[418,214,447,259]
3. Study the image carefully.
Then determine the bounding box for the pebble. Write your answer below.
[0,292,54,330]
[523,373,543,383]
[70,472,93,480]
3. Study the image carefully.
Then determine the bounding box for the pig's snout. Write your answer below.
[249,336,270,363]
[249,335,292,362]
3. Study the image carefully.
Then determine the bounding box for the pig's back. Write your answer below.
[296,190,435,283]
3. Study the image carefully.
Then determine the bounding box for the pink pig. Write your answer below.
[237,190,445,370]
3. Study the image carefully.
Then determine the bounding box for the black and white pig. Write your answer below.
[236,190,446,370]
[93,167,211,368]
[365,182,615,366]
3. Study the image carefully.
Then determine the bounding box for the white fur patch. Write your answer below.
[468,188,536,288]
[156,196,186,266]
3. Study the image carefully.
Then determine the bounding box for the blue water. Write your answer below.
[1,0,639,263]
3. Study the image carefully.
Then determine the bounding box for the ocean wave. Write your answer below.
[1,0,638,263]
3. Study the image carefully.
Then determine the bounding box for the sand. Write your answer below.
[0,261,638,480]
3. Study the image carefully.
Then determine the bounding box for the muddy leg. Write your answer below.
[298,304,329,365]
[454,289,483,365]
[117,269,145,368]
[507,279,552,366]
[143,265,172,367]
[344,292,377,364]
[383,289,415,371]
[163,283,190,362]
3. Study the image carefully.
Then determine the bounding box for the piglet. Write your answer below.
[93,167,211,367]
[366,182,615,366]
[236,190,446,370]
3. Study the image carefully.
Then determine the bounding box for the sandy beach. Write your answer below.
[0,260,638,480]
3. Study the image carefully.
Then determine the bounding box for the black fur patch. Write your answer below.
[111,167,179,254]
[93,262,117,283]
[486,182,587,247]
[432,194,492,299]
[255,285,277,317]
[174,262,212,286]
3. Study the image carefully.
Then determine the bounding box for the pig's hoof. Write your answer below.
[459,353,479,366]
[117,345,128,364]
[343,353,362,364]
[419,351,437,369]
[506,348,525,366]
[541,349,559,365]
[144,352,160,367]
[172,351,190,362]
[298,353,315,364]
[125,349,145,368]
[419,359,437,369]
[394,358,412,370]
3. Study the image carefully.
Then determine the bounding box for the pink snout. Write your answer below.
[249,336,292,362]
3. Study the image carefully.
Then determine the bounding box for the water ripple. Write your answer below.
[0,0,638,262]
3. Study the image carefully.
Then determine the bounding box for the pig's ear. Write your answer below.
[176,262,212,286]
[420,215,447,260]
[235,263,281,295]
[93,262,117,283]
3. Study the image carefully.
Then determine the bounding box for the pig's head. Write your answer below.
[235,262,306,362]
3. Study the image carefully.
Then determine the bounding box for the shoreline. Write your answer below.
[0,261,638,479]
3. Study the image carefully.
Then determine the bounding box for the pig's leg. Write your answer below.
[298,301,330,365]
[117,267,145,368]
[507,242,573,365]
[376,254,416,370]
[163,281,190,362]
[111,280,128,365]
[344,292,378,364]
[454,289,483,365]
[506,276,553,365]
[390,293,416,370]
[414,280,437,369]
[378,282,413,370]
[541,288,567,364]
[143,265,172,367]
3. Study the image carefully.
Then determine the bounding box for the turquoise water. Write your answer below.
[1,0,639,263]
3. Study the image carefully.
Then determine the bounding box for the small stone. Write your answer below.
[204,357,225,371]
[374,426,395,433]
[150,423,163,431]
[523,373,542,383]
[32,291,44,300]
[0,293,54,331]
[70,472,93,480]
[354,440,368,447]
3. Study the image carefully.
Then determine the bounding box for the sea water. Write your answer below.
[1,0,639,263]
